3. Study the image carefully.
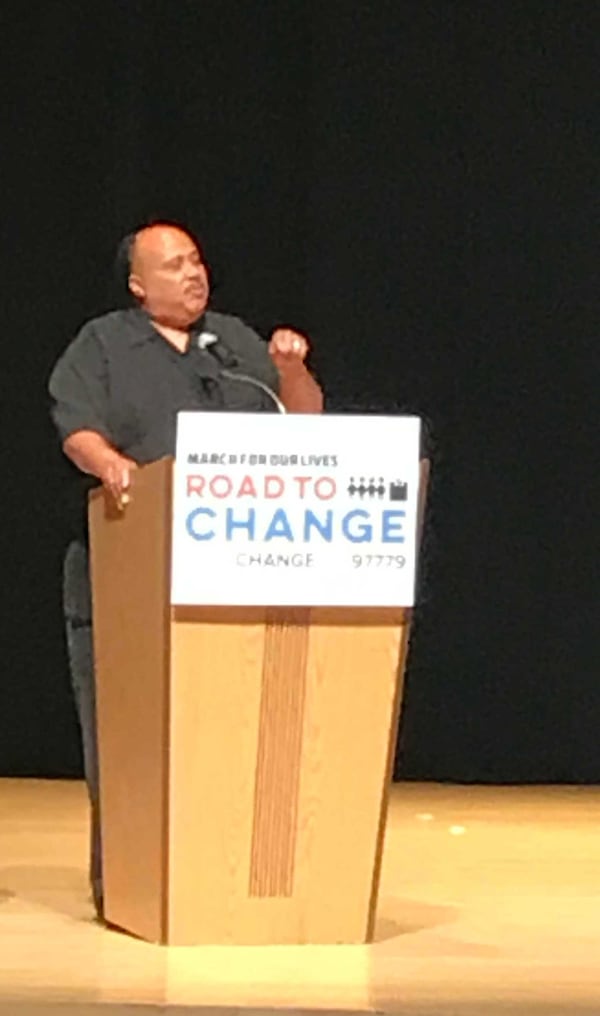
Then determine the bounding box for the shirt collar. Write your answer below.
[126,306,208,347]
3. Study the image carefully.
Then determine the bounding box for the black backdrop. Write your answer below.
[1,3,597,782]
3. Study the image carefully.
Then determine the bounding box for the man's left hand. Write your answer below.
[269,328,309,367]
[268,327,323,412]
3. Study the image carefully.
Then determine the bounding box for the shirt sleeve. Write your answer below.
[48,322,113,444]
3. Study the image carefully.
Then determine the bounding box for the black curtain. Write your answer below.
[1,2,597,781]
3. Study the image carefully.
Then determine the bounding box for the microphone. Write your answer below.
[196,331,237,367]
[196,331,286,414]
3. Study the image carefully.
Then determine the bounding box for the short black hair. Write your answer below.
[114,218,208,299]
[114,231,137,296]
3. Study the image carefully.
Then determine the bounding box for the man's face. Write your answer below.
[129,225,209,329]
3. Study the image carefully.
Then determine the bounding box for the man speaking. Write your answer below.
[49,220,323,920]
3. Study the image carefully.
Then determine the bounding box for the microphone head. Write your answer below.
[196,331,218,350]
[199,333,239,369]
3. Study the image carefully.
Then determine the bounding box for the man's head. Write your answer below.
[123,222,210,329]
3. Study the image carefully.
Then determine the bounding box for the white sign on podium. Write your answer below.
[171,412,421,607]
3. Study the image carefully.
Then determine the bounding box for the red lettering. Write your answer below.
[264,475,285,498]
[209,475,233,498]
[292,476,312,498]
[237,475,257,498]
[187,475,206,497]
[315,477,336,500]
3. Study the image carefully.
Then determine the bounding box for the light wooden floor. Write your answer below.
[0,780,598,1015]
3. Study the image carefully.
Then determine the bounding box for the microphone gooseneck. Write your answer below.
[196,331,286,414]
[219,368,286,414]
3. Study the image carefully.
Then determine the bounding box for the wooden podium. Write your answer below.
[89,456,418,946]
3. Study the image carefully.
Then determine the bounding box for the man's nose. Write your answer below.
[185,259,202,279]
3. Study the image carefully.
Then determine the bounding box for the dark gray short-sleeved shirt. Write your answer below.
[49,306,280,536]
[49,306,280,462]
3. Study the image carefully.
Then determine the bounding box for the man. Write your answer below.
[49,221,323,919]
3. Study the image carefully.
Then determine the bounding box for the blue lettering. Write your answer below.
[187,507,405,545]
[186,507,216,541]
[264,508,294,542]
[342,509,372,543]
[382,510,405,543]
[226,508,256,541]
[303,509,333,542]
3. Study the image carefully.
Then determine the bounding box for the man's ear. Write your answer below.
[128,274,144,301]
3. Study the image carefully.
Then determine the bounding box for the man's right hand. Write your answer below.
[62,430,138,507]
[98,450,137,506]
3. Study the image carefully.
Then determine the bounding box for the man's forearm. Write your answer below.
[277,365,324,413]
[63,429,137,501]
[63,429,122,478]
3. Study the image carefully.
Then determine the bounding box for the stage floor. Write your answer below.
[0,779,598,1015]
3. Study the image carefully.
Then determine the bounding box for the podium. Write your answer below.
[89,453,423,946]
